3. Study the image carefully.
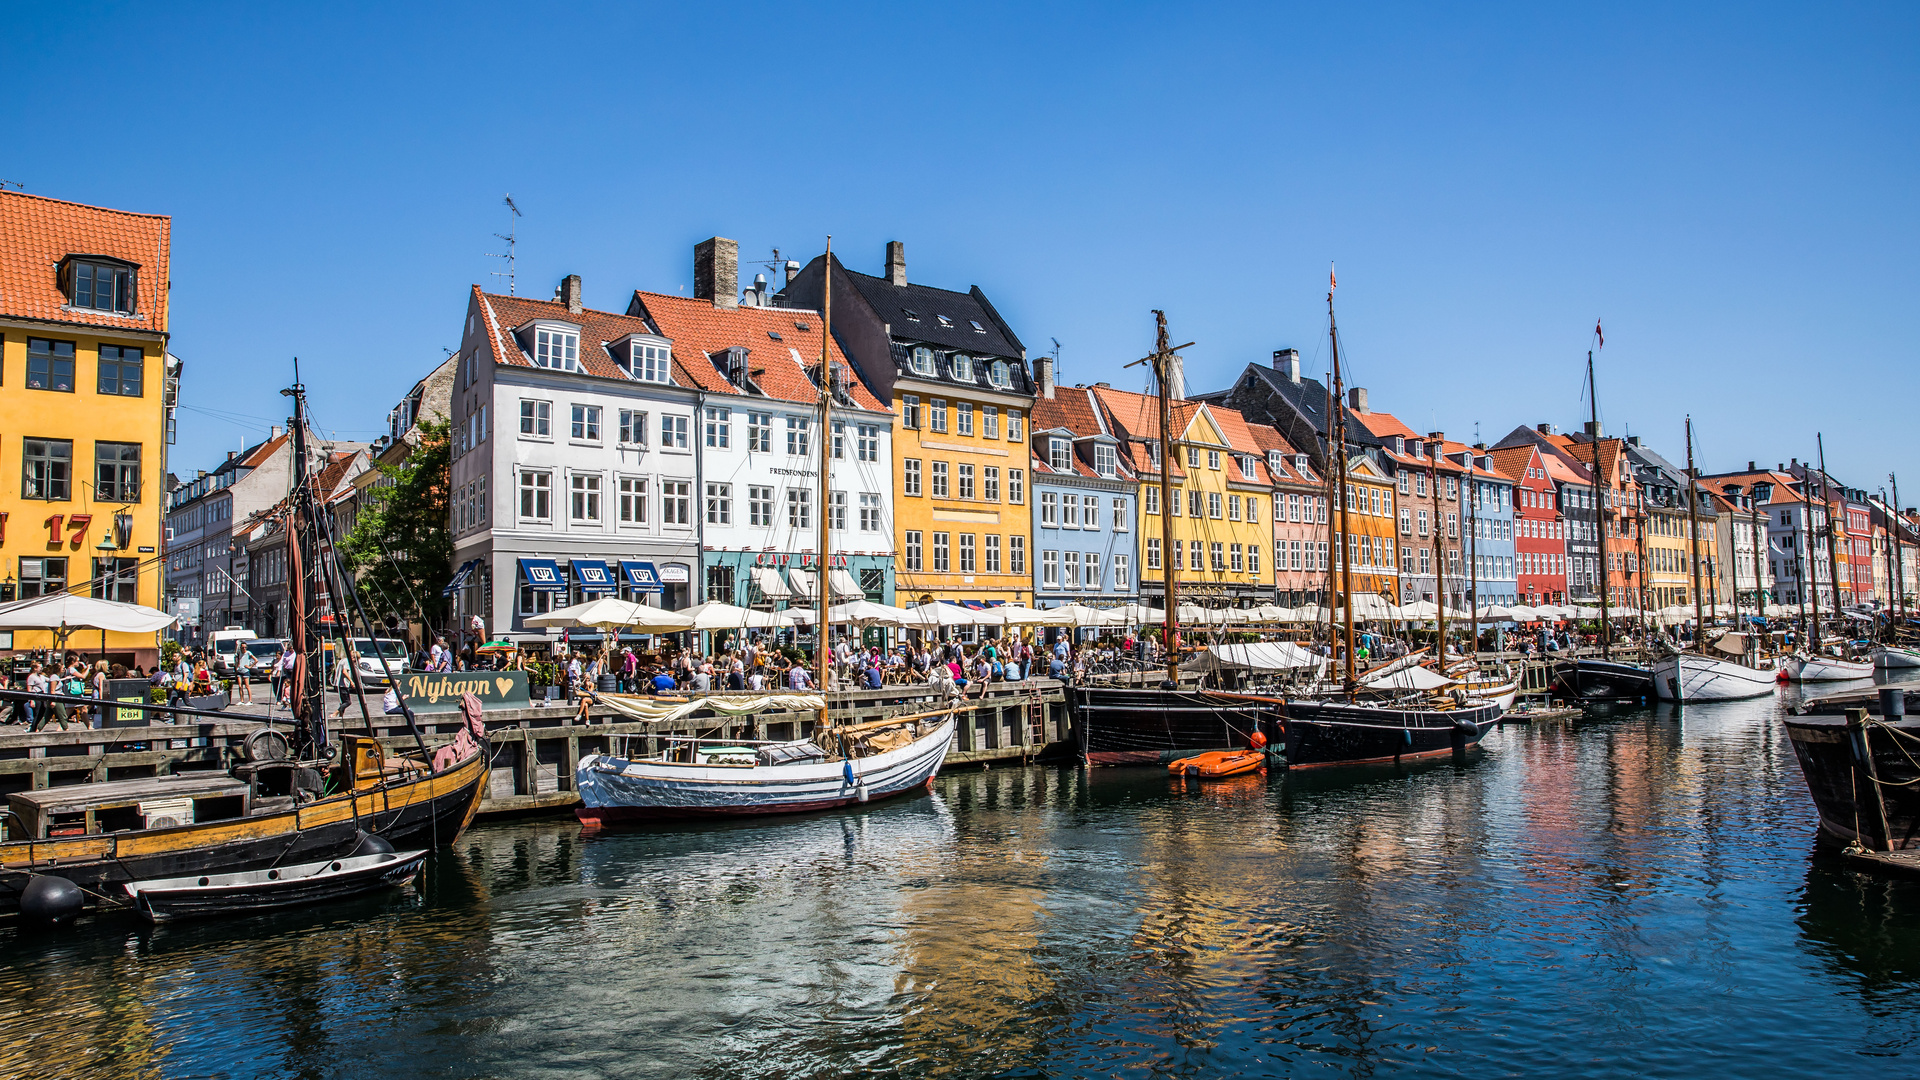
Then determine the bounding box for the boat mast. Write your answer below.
[1128,311,1192,686]
[1803,470,1818,647]
[1588,350,1612,659]
[1321,378,1338,650]
[1894,473,1907,624]
[1466,449,1479,657]
[1684,417,1706,653]
[287,364,326,757]
[1730,482,1743,628]
[1818,433,1845,633]
[1429,440,1445,661]
[814,238,833,724]
[1329,286,1356,695]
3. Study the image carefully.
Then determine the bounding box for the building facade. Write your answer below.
[1492,443,1566,605]
[1029,385,1138,608]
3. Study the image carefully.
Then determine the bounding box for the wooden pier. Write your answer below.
[0,680,1075,822]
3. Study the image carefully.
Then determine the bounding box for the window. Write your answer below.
[1229,494,1242,521]
[904,458,922,496]
[95,442,141,502]
[705,407,731,448]
[1113,498,1129,530]
[748,485,772,526]
[1042,550,1059,587]
[534,328,579,371]
[983,406,999,439]
[571,404,601,441]
[826,421,844,460]
[1191,491,1204,518]
[570,473,602,522]
[1447,513,1459,538]
[930,399,948,433]
[26,338,75,392]
[1169,488,1182,517]
[787,488,811,528]
[951,354,974,382]
[1041,491,1059,526]
[960,533,976,572]
[905,531,924,570]
[22,438,72,501]
[1416,475,1428,497]
[1292,541,1302,570]
[1048,439,1069,471]
[1008,411,1022,442]
[1147,538,1163,569]
[1146,487,1159,515]
[1171,540,1183,571]
[620,477,648,524]
[932,461,949,498]
[630,341,672,383]
[662,481,691,524]
[1084,552,1101,588]
[706,482,732,524]
[1083,496,1100,530]
[69,260,134,313]
[1418,509,1429,536]
[986,534,1001,572]
[857,424,878,461]
[91,557,138,604]
[747,412,773,452]
[933,532,950,571]
[1187,446,1200,468]
[619,409,647,445]
[955,463,973,499]
[1246,496,1257,524]
[990,361,1012,388]
[1064,551,1080,586]
[706,564,736,604]
[20,557,67,599]
[97,345,143,396]
[661,415,689,449]
[786,416,810,455]
[1231,544,1244,572]
[1208,450,1221,471]
[1062,494,1079,528]
[910,347,935,375]
[1192,540,1205,571]
[1114,553,1130,588]
[1247,545,1259,575]
[519,470,551,520]
[1009,469,1024,504]
[1210,542,1225,571]
[983,466,1000,502]
[859,492,880,531]
[1400,509,1412,535]
[901,395,920,429]
[519,579,557,617]
[957,404,973,436]
[1009,535,1025,574]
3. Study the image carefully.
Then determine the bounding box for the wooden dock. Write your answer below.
[0,680,1075,821]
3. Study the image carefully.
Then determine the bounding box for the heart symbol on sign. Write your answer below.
[496,678,512,696]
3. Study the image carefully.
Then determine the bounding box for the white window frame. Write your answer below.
[534,326,579,371]
[519,399,552,439]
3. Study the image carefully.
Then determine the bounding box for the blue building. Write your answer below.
[1463,447,1517,608]
[1028,380,1139,610]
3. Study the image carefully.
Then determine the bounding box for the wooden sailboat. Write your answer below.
[1786,435,1875,681]
[573,239,953,818]
[0,376,490,923]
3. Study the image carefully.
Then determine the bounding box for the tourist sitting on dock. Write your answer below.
[649,668,677,695]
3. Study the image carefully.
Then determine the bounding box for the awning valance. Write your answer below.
[518,558,567,594]
[750,566,792,599]
[443,560,477,597]
[619,560,663,593]
[829,567,865,600]
[572,559,617,594]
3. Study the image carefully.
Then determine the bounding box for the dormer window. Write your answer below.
[1294,454,1308,471]
[968,319,986,333]
[63,258,135,314]
[1049,438,1070,471]
[936,315,954,328]
[951,354,974,382]
[1267,450,1284,474]
[902,309,920,322]
[534,327,580,371]
[989,360,1011,389]
[910,346,935,375]
[1095,443,1117,478]
[1393,435,1405,454]
[626,340,672,383]
[1411,440,1424,458]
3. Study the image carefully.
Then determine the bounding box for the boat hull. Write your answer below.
[1787,655,1876,682]
[132,849,428,922]
[1784,713,1920,849]
[574,719,953,822]
[1278,699,1502,769]
[1067,686,1271,766]
[1546,660,1655,703]
[1650,654,1778,702]
[1872,646,1920,670]
[0,744,489,920]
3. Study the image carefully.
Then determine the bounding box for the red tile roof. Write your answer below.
[0,190,170,333]
[1488,444,1540,485]
[629,291,883,412]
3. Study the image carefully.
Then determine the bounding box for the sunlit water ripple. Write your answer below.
[5,676,1920,1078]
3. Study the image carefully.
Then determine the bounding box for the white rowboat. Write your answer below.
[1652,653,1779,703]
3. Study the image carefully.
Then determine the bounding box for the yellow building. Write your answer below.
[1337,454,1400,609]
[1093,390,1274,605]
[0,191,174,667]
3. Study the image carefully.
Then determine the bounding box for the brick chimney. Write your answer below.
[1273,348,1301,384]
[1584,420,1603,438]
[694,237,739,308]
[1536,423,1554,435]
[885,240,906,287]
[560,274,583,315]
[1348,387,1368,413]
[1037,355,1055,399]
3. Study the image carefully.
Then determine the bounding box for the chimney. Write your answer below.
[1428,431,1445,446]
[1628,435,1642,447]
[1748,461,1756,472]
[1037,355,1055,399]
[694,237,739,308]
[225,451,236,462]
[559,274,583,315]
[1347,387,1368,413]
[1273,348,1301,383]
[1536,423,1554,435]
[1584,420,1602,438]
[885,241,906,287]
[784,260,801,290]
[270,425,282,440]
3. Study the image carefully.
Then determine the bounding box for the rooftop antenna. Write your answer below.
[1051,337,1062,381]
[486,194,522,295]
[0,178,22,191]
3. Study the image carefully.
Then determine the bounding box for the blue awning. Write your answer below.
[619,560,663,593]
[572,559,617,594]
[442,560,477,597]
[518,558,568,594]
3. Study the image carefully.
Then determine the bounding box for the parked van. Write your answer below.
[349,638,412,688]
[207,627,259,677]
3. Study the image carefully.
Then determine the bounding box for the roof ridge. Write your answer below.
[0,188,170,221]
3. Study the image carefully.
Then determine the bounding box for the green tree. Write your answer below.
[339,419,451,630]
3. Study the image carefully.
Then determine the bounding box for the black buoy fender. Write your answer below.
[20,875,84,927]
[349,830,395,858]
[1453,716,1481,737]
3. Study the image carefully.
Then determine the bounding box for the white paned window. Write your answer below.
[1083,496,1099,530]
[1042,550,1059,587]
[571,473,602,522]
[630,341,672,382]
[534,328,578,371]
[787,489,811,528]
[1147,538,1162,569]
[519,470,551,521]
[930,399,947,433]
[1113,499,1129,530]
[857,424,878,461]
[571,404,601,441]
[1085,552,1101,588]
[1114,553,1130,588]
[747,412,773,452]
[620,477,648,523]
[956,404,973,436]
[986,534,1001,572]
[1095,443,1117,478]
[662,481,690,524]
[704,408,731,448]
[1064,551,1080,586]
[786,416,810,455]
[933,532,949,571]
[984,467,999,502]
[748,485,773,526]
[1009,469,1024,504]
[904,459,921,496]
[520,399,551,437]
[1041,491,1058,526]
[1008,411,1022,441]
[958,463,974,499]
[983,406,999,439]
[661,415,689,449]
[706,482,731,524]
[859,492,880,531]
[619,409,647,445]
[1009,535,1025,574]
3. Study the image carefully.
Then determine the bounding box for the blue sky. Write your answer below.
[6,3,1915,492]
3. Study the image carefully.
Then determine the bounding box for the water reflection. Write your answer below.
[5,683,1920,1077]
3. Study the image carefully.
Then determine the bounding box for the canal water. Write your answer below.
[5,681,1920,1079]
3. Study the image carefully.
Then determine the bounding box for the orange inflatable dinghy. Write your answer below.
[1168,749,1265,779]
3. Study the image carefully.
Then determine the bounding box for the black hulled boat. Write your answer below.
[1278,697,1501,768]
[1546,659,1655,703]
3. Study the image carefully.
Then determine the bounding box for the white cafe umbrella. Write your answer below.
[993,604,1062,627]
[677,601,797,630]
[898,602,991,628]
[0,593,176,636]
[1106,602,1164,624]
[1047,603,1115,628]
[524,597,696,635]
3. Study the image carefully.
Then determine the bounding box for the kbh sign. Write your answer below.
[401,670,532,712]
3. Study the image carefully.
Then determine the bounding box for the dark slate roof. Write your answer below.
[1192,362,1383,450]
[837,265,1026,360]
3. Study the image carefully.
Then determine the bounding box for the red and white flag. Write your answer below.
[1595,319,1604,348]
[1330,264,1337,292]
